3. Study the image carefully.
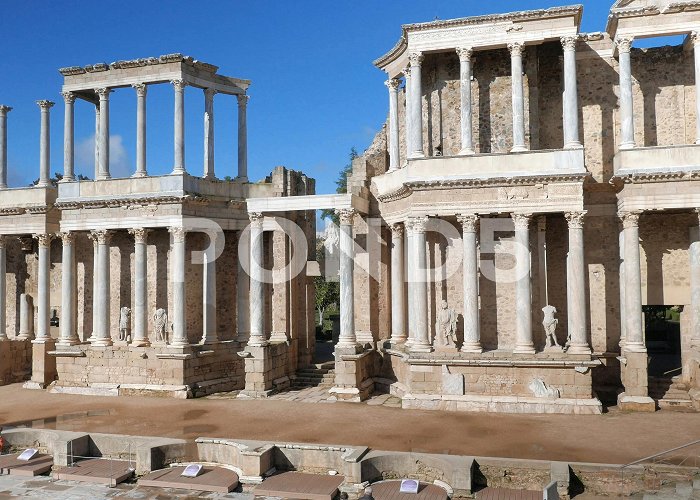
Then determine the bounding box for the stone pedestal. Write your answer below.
[618,350,655,412]
[239,343,290,398]
[330,345,376,402]
[24,339,57,389]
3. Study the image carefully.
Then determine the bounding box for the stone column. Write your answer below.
[457,47,475,155]
[616,36,635,149]
[690,210,700,347]
[459,214,482,353]
[172,79,186,174]
[512,213,535,353]
[132,83,148,177]
[408,52,424,159]
[403,65,411,164]
[202,237,217,344]
[389,223,406,343]
[61,92,76,181]
[236,230,250,342]
[561,36,582,149]
[130,228,150,347]
[34,233,53,341]
[58,232,79,346]
[0,236,6,340]
[692,32,700,144]
[621,212,645,352]
[87,232,98,341]
[36,100,54,187]
[203,88,216,180]
[18,294,34,340]
[92,230,112,346]
[0,105,10,189]
[236,95,249,182]
[619,227,626,348]
[407,216,432,353]
[94,105,100,180]
[508,42,527,152]
[337,209,357,348]
[95,88,111,179]
[385,79,401,171]
[169,227,188,346]
[248,213,267,346]
[565,212,591,354]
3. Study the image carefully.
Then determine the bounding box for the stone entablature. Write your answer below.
[608,0,700,39]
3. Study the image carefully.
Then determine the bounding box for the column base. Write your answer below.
[336,340,358,350]
[269,331,289,343]
[623,342,647,353]
[408,151,425,159]
[566,343,592,355]
[617,393,656,412]
[96,174,112,181]
[460,342,483,354]
[409,343,433,354]
[234,175,249,183]
[56,338,81,347]
[131,171,148,178]
[513,344,536,354]
[619,142,635,150]
[235,332,250,343]
[565,141,583,149]
[169,341,190,348]
[510,145,528,153]
[91,339,113,347]
[31,337,53,344]
[387,166,399,173]
[389,335,407,344]
[16,333,34,341]
[131,340,151,348]
[171,167,185,175]
[458,148,475,156]
[203,174,217,181]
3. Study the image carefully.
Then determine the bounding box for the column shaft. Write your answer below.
[94,105,100,179]
[237,95,249,181]
[386,79,401,170]
[0,106,10,189]
[133,84,147,177]
[59,233,78,345]
[95,89,111,179]
[0,237,6,340]
[35,234,52,340]
[390,223,406,343]
[337,209,357,347]
[408,53,424,158]
[236,230,250,342]
[693,33,700,144]
[616,37,635,149]
[93,231,112,346]
[62,92,75,181]
[37,101,54,187]
[508,43,527,152]
[172,80,186,174]
[403,66,412,165]
[622,212,645,352]
[457,47,475,154]
[459,215,482,352]
[561,36,581,148]
[248,213,266,346]
[204,88,215,179]
[512,214,535,353]
[202,244,217,343]
[690,212,700,347]
[170,227,187,346]
[131,229,149,346]
[566,212,590,354]
[408,217,431,352]
[619,227,626,348]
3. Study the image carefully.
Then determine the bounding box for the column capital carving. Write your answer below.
[457,214,479,233]
[0,235,7,248]
[91,229,112,245]
[58,232,75,245]
[237,94,250,107]
[565,211,586,229]
[94,88,111,99]
[390,222,404,238]
[408,52,424,66]
[507,42,524,57]
[456,46,474,61]
[34,233,54,248]
[249,212,264,228]
[511,213,532,230]
[401,65,411,78]
[537,216,547,231]
[0,105,12,114]
[61,92,76,104]
[406,216,429,234]
[336,208,356,226]
[619,211,641,228]
[132,83,147,97]
[128,227,150,243]
[169,226,187,242]
[692,31,700,46]
[384,78,401,91]
[36,100,55,110]
[561,35,578,51]
[615,36,634,54]
[204,88,217,100]
[171,79,187,91]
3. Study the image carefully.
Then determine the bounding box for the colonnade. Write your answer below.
[385,36,582,170]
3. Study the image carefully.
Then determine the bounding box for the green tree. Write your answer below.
[320,147,359,223]
[314,239,339,326]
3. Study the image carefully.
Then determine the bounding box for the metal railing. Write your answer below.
[61,441,134,488]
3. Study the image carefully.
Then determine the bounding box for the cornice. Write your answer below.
[54,194,210,210]
[59,53,221,77]
[610,169,700,187]
[607,1,700,36]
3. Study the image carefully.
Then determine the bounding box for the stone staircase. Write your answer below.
[648,376,695,411]
[291,362,335,390]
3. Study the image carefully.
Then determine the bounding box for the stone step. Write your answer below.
[657,398,695,412]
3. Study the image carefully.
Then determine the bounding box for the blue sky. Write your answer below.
[0,1,648,193]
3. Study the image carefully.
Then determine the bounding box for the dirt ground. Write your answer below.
[1,383,698,465]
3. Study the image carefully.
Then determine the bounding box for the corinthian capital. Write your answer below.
[408,52,424,66]
[406,216,429,234]
[384,78,401,91]
[561,35,578,51]
[128,227,150,243]
[336,208,356,226]
[204,88,217,100]
[61,92,76,104]
[692,31,700,46]
[36,100,55,110]
[0,105,12,114]
[457,214,479,233]
[249,212,264,227]
[34,233,54,248]
[94,88,111,99]
[171,79,187,91]
[91,229,112,245]
[169,226,187,242]
[58,231,75,245]
[390,222,404,238]
[132,83,147,97]
[615,36,634,54]
[456,46,474,61]
[507,42,524,57]
[237,94,249,107]
[511,213,532,230]
[619,211,641,228]
[565,211,586,229]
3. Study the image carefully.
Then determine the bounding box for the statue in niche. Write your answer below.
[154,308,168,344]
[529,378,560,398]
[435,300,458,347]
[542,304,562,351]
[50,308,59,327]
[119,307,131,342]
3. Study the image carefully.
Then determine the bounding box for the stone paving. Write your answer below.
[207,386,403,407]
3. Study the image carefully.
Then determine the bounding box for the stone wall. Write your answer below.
[0,338,31,384]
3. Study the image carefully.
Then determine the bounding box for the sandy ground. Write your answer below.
[1,383,698,465]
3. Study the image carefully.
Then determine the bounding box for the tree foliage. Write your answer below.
[31,172,90,187]
[320,147,359,223]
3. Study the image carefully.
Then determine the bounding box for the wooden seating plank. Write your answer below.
[370,480,448,500]
[253,472,344,500]
[53,458,133,485]
[138,466,239,494]
[0,453,53,477]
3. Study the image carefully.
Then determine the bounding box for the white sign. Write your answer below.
[181,464,203,478]
[17,449,38,461]
[399,479,419,494]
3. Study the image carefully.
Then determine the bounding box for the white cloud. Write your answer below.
[75,134,132,179]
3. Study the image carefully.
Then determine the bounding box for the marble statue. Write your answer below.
[542,304,561,350]
[119,307,131,342]
[154,308,168,343]
[528,378,560,398]
[435,300,458,347]
[323,224,339,255]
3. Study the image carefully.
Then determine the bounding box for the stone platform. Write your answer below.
[253,471,344,500]
[53,457,134,485]
[139,465,239,493]
[0,452,53,476]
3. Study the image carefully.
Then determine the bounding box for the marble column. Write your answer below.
[690,210,700,347]
[407,216,432,353]
[619,227,627,348]
[389,223,406,343]
[202,238,217,344]
[248,213,267,347]
[236,95,249,182]
[405,219,415,347]
[172,79,187,174]
[92,230,112,346]
[203,88,216,180]
[34,233,53,341]
[385,79,401,171]
[565,212,591,354]
[692,32,700,144]
[236,230,250,342]
[170,227,188,346]
[508,42,527,152]
[88,232,98,341]
[36,100,54,187]
[0,105,10,189]
[457,47,475,155]
[616,36,635,149]
[336,209,357,348]
[512,213,535,353]
[408,52,424,159]
[459,214,482,353]
[61,92,76,181]
[561,36,582,149]
[621,212,645,352]
[95,88,111,179]
[0,236,6,340]
[133,83,148,177]
[58,232,79,346]
[130,228,150,347]
[403,65,411,165]
[94,105,100,180]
